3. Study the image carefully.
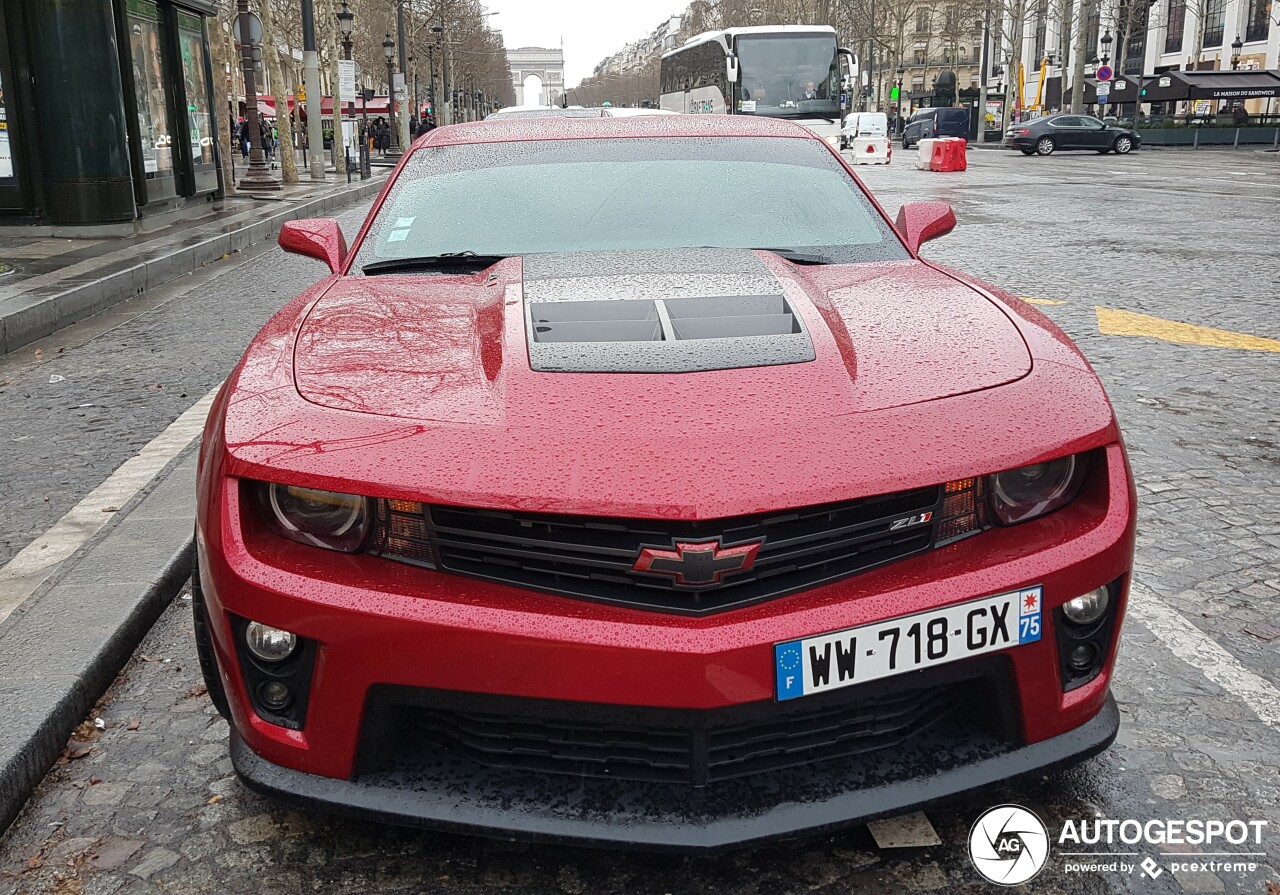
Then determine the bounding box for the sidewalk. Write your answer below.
[0,166,390,834]
[0,170,388,357]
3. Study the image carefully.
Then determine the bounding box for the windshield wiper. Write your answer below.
[361,252,507,275]
[753,247,834,265]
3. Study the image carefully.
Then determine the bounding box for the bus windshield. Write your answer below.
[733,34,839,120]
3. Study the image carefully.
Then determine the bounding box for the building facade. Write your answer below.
[864,0,1277,124]
[0,0,221,229]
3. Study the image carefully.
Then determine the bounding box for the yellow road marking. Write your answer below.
[1020,296,1066,306]
[1095,307,1280,353]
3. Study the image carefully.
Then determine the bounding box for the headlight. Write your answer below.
[257,482,370,552]
[1062,586,1110,625]
[988,454,1086,525]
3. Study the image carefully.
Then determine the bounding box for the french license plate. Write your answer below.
[774,587,1043,701]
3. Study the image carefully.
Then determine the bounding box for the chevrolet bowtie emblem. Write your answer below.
[631,539,763,588]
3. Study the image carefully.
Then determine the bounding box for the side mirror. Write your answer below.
[725,55,739,84]
[895,202,957,254]
[278,218,348,273]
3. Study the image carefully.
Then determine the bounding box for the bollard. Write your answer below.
[1234,128,1239,149]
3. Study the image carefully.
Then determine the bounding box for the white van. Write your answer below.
[840,112,888,148]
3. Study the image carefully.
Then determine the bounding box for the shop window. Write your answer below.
[0,66,14,181]
[127,0,173,177]
[178,15,214,167]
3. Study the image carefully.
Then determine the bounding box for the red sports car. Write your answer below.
[194,115,1136,851]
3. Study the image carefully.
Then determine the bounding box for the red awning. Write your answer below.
[254,94,392,117]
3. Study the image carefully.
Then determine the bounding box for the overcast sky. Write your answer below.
[483,0,684,86]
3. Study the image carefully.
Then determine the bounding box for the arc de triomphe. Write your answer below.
[507,46,565,107]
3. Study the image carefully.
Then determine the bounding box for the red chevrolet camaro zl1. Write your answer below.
[194,115,1136,851]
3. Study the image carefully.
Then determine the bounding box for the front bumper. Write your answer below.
[201,444,1136,847]
[231,693,1119,851]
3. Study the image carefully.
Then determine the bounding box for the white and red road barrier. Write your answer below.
[918,136,967,172]
[847,136,891,165]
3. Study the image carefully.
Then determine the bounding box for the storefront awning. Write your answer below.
[1082,74,1145,103]
[1140,69,1280,102]
[246,94,394,118]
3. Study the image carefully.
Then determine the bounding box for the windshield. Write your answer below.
[733,34,840,120]
[350,137,907,271]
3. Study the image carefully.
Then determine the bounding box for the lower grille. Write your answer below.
[357,663,1014,787]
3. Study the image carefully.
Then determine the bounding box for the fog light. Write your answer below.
[1067,643,1098,671]
[257,680,292,710]
[1062,587,1110,625]
[245,622,298,662]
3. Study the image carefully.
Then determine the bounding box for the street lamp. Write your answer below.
[1100,30,1112,66]
[336,2,353,53]
[894,65,905,134]
[384,34,400,154]
[235,0,280,191]
[1231,35,1243,69]
[409,54,417,128]
[335,1,355,180]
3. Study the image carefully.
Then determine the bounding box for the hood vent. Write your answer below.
[527,295,814,373]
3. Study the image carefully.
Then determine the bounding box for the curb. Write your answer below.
[0,175,386,358]
[0,448,198,834]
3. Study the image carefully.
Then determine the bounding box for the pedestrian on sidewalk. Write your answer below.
[1233,105,1249,127]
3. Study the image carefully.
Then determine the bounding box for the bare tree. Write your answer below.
[210,6,238,195]
[258,0,299,182]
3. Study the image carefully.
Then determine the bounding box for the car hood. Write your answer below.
[220,248,1117,518]
[292,248,1031,426]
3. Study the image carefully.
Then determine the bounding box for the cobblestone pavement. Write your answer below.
[2,149,1279,894]
[0,204,373,570]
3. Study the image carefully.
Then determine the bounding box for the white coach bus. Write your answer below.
[659,25,858,148]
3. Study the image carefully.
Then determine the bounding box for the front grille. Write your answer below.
[356,669,1011,787]
[379,487,943,614]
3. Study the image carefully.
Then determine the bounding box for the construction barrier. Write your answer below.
[915,138,936,170]
[927,137,968,172]
[848,136,891,165]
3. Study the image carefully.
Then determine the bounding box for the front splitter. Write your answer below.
[230,693,1119,852]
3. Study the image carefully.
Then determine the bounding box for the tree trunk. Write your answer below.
[259,0,299,183]
[210,17,237,195]
[1007,0,1027,120]
[1069,0,1092,112]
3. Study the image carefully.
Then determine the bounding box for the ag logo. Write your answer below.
[969,804,1050,886]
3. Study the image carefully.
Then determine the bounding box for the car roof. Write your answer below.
[417,114,820,148]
